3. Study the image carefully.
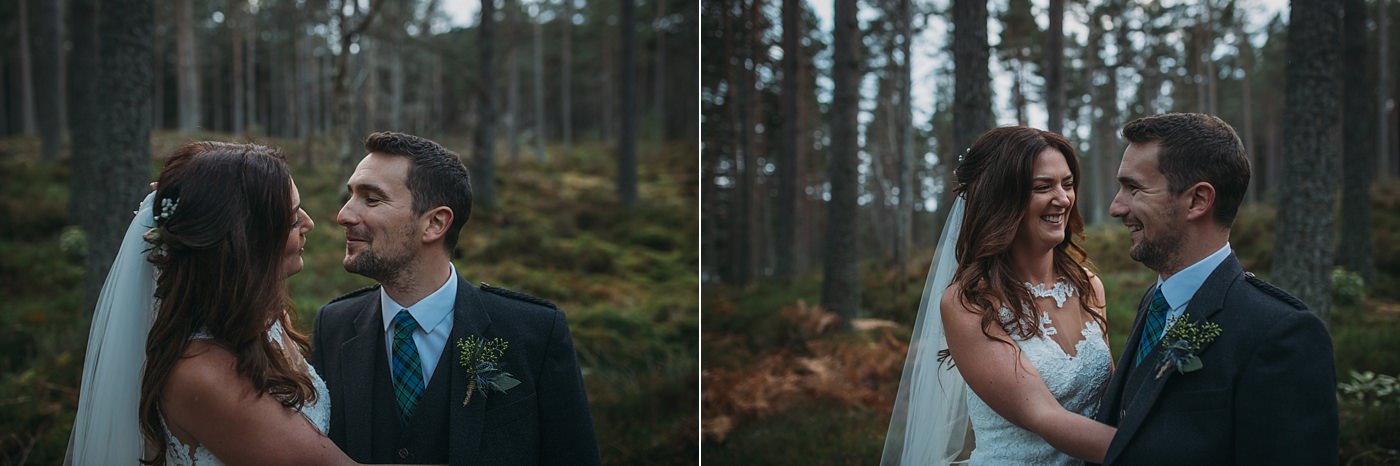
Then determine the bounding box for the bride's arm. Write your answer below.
[940,288,1115,463]
[161,340,357,466]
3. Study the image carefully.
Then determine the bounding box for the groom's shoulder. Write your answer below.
[478,282,559,311]
[323,284,381,309]
[1237,271,1308,312]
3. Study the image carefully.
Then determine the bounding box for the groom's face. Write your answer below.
[338,153,422,281]
[1110,142,1186,274]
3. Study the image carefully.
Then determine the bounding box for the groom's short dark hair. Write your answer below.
[1122,113,1250,228]
[364,131,473,253]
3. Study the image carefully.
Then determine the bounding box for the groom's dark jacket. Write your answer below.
[311,276,602,466]
[1095,254,1337,465]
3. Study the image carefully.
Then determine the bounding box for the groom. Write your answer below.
[311,131,601,465]
[1097,113,1337,465]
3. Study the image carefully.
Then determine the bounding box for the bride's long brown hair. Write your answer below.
[951,127,1105,346]
[137,142,315,465]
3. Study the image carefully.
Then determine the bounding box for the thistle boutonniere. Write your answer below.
[1155,318,1223,379]
[457,335,521,406]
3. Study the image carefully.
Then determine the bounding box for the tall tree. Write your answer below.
[893,0,913,272]
[998,0,1039,125]
[176,0,200,132]
[618,0,638,207]
[506,0,523,165]
[824,0,860,326]
[953,0,993,164]
[231,0,246,135]
[68,0,98,226]
[17,0,37,135]
[1237,20,1257,203]
[1338,0,1375,284]
[76,0,153,316]
[775,0,800,279]
[561,0,574,157]
[533,3,548,162]
[330,0,383,171]
[34,0,63,160]
[1381,0,1392,180]
[475,0,500,211]
[1044,0,1064,134]
[1272,0,1341,321]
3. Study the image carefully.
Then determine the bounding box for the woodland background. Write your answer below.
[0,0,699,464]
[702,0,1400,463]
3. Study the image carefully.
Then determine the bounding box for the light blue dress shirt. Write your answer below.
[380,265,458,387]
[1153,243,1232,338]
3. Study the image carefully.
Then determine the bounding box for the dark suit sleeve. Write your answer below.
[536,310,602,465]
[1233,311,1338,465]
[310,305,327,375]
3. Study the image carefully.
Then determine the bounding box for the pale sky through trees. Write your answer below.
[807,0,1289,135]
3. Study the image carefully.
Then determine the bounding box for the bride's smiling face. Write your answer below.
[1014,148,1076,250]
[281,179,314,277]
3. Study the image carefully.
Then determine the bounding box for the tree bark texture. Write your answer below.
[1338,0,1375,284]
[79,0,153,317]
[176,0,200,132]
[618,0,638,207]
[824,0,861,326]
[1045,0,1064,134]
[775,0,799,279]
[1272,0,1340,321]
[474,0,500,211]
[35,0,63,160]
[952,0,992,160]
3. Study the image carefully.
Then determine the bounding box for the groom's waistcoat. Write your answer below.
[370,329,452,463]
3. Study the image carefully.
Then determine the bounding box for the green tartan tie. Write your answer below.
[1134,287,1170,366]
[391,310,425,423]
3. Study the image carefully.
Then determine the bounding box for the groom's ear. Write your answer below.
[421,206,454,244]
[1183,181,1216,222]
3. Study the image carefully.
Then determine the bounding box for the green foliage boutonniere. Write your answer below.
[1155,318,1223,379]
[457,335,522,406]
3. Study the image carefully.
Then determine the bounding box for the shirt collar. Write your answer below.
[1156,243,1232,311]
[380,265,458,333]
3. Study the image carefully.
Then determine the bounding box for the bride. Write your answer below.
[882,127,1117,465]
[65,142,434,465]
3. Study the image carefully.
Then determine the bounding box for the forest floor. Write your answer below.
[0,132,699,465]
[703,181,1400,465]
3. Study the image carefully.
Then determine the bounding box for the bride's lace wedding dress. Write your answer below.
[161,320,331,466]
[963,299,1111,466]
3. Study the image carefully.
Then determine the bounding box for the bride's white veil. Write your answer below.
[65,191,158,465]
[880,196,971,465]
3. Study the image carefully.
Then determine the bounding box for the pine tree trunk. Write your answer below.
[824,0,861,327]
[1272,0,1341,322]
[561,0,574,157]
[78,0,153,317]
[232,1,245,135]
[1045,0,1064,134]
[67,0,99,225]
[1380,0,1392,180]
[895,0,913,275]
[653,0,666,139]
[953,0,992,161]
[506,0,521,165]
[474,0,500,211]
[533,13,547,162]
[35,0,64,160]
[1338,0,1375,284]
[176,0,200,132]
[618,0,638,208]
[18,0,37,135]
[1238,23,1256,203]
[775,0,800,279]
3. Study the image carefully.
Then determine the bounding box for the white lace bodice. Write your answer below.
[964,306,1111,466]
[162,320,331,466]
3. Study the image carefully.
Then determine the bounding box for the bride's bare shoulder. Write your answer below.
[164,341,254,409]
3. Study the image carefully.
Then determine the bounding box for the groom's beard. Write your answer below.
[1129,208,1184,275]
[344,225,417,283]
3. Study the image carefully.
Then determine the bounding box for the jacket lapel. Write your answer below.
[447,277,493,465]
[340,293,382,460]
[1103,254,1240,464]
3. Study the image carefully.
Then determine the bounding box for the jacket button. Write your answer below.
[398,448,410,459]
[1120,409,1126,419]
